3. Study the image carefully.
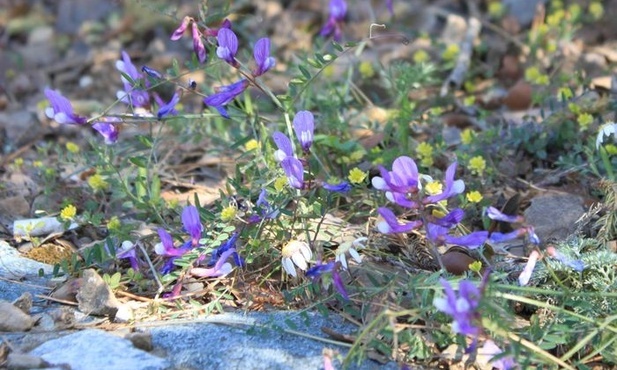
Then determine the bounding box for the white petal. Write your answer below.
[348,247,362,263]
[120,240,134,253]
[154,242,165,255]
[281,258,297,277]
[45,107,55,119]
[338,253,348,269]
[371,177,387,190]
[54,112,69,124]
[385,192,395,203]
[433,297,448,312]
[291,253,308,271]
[377,221,391,234]
[299,243,312,261]
[216,262,233,277]
[451,179,465,195]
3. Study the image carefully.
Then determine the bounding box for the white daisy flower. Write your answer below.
[596,122,617,149]
[281,240,312,277]
[335,237,366,269]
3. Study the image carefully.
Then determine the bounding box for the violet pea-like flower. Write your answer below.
[423,162,465,204]
[486,206,524,224]
[323,181,351,193]
[293,110,315,153]
[320,0,347,41]
[156,92,180,119]
[191,22,207,63]
[306,261,349,300]
[115,51,150,108]
[171,16,191,40]
[433,278,481,337]
[44,88,87,125]
[272,131,293,161]
[376,207,422,234]
[117,240,140,271]
[253,38,276,76]
[204,79,249,118]
[191,248,235,278]
[181,205,202,247]
[216,28,239,67]
[92,119,120,145]
[281,157,305,189]
[372,156,420,208]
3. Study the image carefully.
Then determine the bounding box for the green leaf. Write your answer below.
[332,41,344,52]
[306,58,322,68]
[289,78,306,85]
[129,156,148,168]
[298,65,311,80]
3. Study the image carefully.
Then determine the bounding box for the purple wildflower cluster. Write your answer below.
[320,0,347,41]
[153,205,242,279]
[272,111,315,190]
[373,156,539,250]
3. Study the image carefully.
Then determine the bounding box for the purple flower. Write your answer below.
[253,38,276,76]
[306,261,349,300]
[253,189,279,221]
[423,162,465,204]
[427,222,488,249]
[44,89,87,125]
[203,79,249,118]
[272,131,293,161]
[372,156,420,208]
[207,232,243,267]
[117,241,140,271]
[181,205,202,247]
[320,0,347,41]
[293,111,315,153]
[376,207,422,234]
[92,120,120,145]
[546,246,585,272]
[191,248,236,278]
[281,157,304,189]
[171,16,191,41]
[156,92,180,119]
[386,0,394,16]
[216,28,239,66]
[480,340,517,370]
[486,206,523,224]
[115,51,150,108]
[142,66,163,79]
[191,22,207,63]
[155,228,192,258]
[323,181,351,193]
[433,278,481,337]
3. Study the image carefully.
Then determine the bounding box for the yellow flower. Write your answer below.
[220,205,237,222]
[420,156,434,167]
[33,161,43,168]
[65,141,80,153]
[416,142,433,159]
[413,50,429,64]
[577,113,593,130]
[604,144,617,155]
[107,216,121,231]
[244,139,260,151]
[468,156,486,176]
[466,191,483,203]
[461,128,475,145]
[546,9,565,27]
[431,208,447,218]
[60,204,77,221]
[589,2,604,20]
[568,102,581,114]
[425,181,443,195]
[463,96,476,106]
[349,150,365,162]
[14,158,24,167]
[358,61,375,79]
[524,66,549,85]
[274,176,288,193]
[88,173,109,192]
[488,1,504,17]
[348,167,367,184]
[469,260,482,273]
[557,87,573,100]
[442,44,460,62]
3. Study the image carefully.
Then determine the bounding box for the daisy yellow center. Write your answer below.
[425,181,443,195]
[348,167,367,184]
[60,204,77,221]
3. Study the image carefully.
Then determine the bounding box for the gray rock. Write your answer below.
[0,240,54,279]
[149,311,397,370]
[0,301,35,331]
[76,269,120,319]
[30,329,169,370]
[524,192,586,243]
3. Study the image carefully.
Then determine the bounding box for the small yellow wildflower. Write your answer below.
[466,191,483,203]
[469,260,482,273]
[65,141,80,153]
[604,144,617,156]
[33,161,43,168]
[463,96,476,106]
[425,181,443,195]
[244,139,260,151]
[488,1,504,17]
[461,128,475,145]
[14,158,24,167]
[442,44,460,62]
[349,150,365,162]
[546,9,565,27]
[589,2,604,20]
[274,176,288,193]
[468,156,487,176]
[558,87,573,100]
[463,81,476,93]
[568,102,581,114]
[416,142,433,159]
[551,0,563,9]
[88,173,109,192]
[420,156,434,167]
[546,40,557,53]
[577,113,594,130]
[220,205,237,222]
[107,216,121,231]
[358,61,375,79]
[60,204,77,221]
[524,66,549,85]
[348,167,367,184]
[431,208,447,218]
[413,50,429,64]
[429,106,444,116]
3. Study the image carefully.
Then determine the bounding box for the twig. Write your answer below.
[35,294,78,306]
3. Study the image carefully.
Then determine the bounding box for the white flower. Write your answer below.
[596,122,617,149]
[281,240,312,277]
[335,237,366,269]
